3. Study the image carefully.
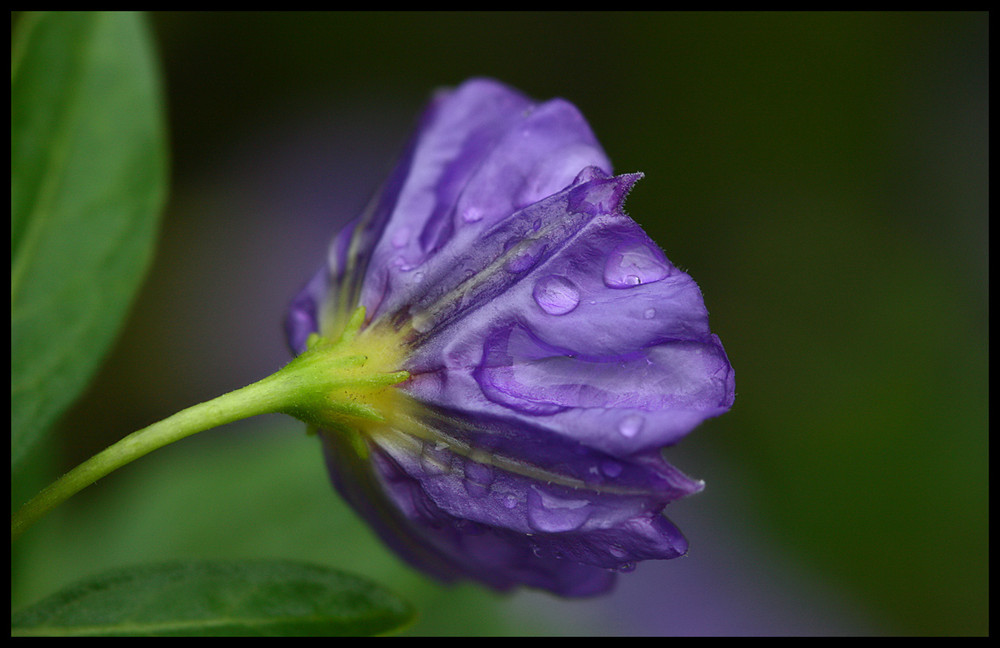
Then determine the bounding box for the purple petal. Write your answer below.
[287,78,612,345]
[402,171,734,456]
[320,407,694,596]
[285,266,326,355]
[287,78,735,597]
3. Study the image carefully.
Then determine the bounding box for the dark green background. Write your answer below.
[13,12,988,635]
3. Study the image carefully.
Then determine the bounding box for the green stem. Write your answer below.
[12,370,289,541]
[11,307,408,542]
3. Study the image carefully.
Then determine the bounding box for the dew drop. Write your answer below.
[410,310,434,333]
[501,493,519,509]
[504,238,544,274]
[465,459,493,485]
[609,544,628,560]
[526,487,592,533]
[461,206,484,223]
[390,256,415,272]
[391,226,411,249]
[600,459,623,478]
[418,441,450,476]
[603,240,671,289]
[643,307,656,319]
[532,275,580,316]
[463,460,494,498]
[617,414,644,438]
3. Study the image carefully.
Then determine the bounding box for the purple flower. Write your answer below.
[286,78,735,597]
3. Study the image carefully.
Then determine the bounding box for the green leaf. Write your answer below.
[11,559,416,637]
[10,11,169,468]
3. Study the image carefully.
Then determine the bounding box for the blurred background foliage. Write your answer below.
[11,11,987,635]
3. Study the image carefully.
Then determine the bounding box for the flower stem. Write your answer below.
[12,370,293,541]
[11,307,409,542]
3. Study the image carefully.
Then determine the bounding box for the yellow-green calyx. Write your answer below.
[279,306,411,430]
[11,305,410,541]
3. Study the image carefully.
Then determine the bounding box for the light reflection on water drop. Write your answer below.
[532,274,581,315]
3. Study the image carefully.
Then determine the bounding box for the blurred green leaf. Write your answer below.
[10,11,169,468]
[9,421,552,636]
[11,559,415,637]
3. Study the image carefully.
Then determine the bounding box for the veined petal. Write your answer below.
[402,172,734,456]
[377,169,639,343]
[320,400,695,596]
[286,78,735,597]
[287,78,611,346]
[326,426,619,596]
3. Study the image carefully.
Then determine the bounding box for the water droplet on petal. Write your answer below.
[410,310,433,333]
[527,487,592,533]
[600,459,623,478]
[503,237,546,274]
[532,275,580,315]
[603,239,671,289]
[643,307,656,319]
[419,441,451,476]
[501,493,519,509]
[618,414,644,438]
[391,226,411,249]
[463,460,494,498]
[390,256,415,271]
[461,206,483,223]
[609,544,628,560]
[616,562,637,573]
